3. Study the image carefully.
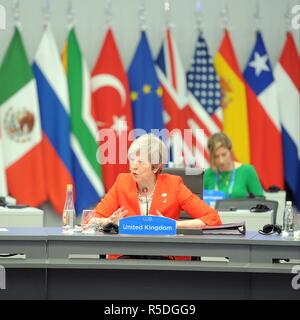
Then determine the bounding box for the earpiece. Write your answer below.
[259,224,282,235]
[250,204,271,212]
[102,222,119,234]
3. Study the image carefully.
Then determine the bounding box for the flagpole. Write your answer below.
[220,1,230,31]
[12,0,21,30]
[284,0,292,32]
[138,0,147,31]
[43,0,51,29]
[195,0,203,35]
[254,0,262,32]
[164,0,174,29]
[105,0,112,30]
[67,0,75,30]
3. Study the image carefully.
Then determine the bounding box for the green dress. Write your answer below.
[204,164,264,198]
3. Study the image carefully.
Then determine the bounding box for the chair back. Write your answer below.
[162,167,204,200]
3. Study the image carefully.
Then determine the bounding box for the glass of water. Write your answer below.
[81,209,97,234]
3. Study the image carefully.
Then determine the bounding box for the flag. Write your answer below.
[156,28,210,168]
[244,31,284,189]
[214,30,250,163]
[274,32,300,209]
[62,27,105,213]
[33,25,73,214]
[186,33,222,165]
[0,28,46,206]
[0,132,7,197]
[128,31,164,134]
[91,28,133,191]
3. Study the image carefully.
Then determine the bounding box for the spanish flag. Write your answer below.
[214,30,250,163]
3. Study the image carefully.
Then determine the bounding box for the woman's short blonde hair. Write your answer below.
[207,132,232,166]
[128,134,168,170]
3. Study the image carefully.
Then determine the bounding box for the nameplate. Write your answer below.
[119,216,176,236]
[203,190,226,207]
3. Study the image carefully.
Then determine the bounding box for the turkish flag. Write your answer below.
[91,28,133,191]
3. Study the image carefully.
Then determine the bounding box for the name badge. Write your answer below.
[119,216,176,236]
[203,189,226,207]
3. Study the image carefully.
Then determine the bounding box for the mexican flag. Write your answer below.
[0,138,7,196]
[0,27,46,206]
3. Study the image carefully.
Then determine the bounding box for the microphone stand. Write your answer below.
[142,187,149,216]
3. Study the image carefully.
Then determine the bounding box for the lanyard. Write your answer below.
[214,167,236,197]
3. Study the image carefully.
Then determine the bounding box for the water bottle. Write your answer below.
[62,184,76,233]
[293,212,300,240]
[282,201,293,238]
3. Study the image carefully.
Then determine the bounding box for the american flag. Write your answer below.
[186,34,222,166]
[156,29,222,169]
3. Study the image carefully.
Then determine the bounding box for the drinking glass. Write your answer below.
[81,209,97,234]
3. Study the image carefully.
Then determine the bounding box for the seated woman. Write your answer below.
[204,132,264,199]
[89,133,221,259]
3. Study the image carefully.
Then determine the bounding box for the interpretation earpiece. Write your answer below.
[250,204,271,212]
[259,224,282,235]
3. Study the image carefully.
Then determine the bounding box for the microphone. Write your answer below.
[142,187,149,216]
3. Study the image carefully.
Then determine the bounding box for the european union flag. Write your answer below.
[128,31,164,133]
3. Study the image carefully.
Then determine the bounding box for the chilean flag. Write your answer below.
[244,31,284,190]
[33,25,74,214]
[274,32,300,210]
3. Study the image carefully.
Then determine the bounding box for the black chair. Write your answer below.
[162,167,204,220]
[162,167,204,199]
[215,198,279,225]
[163,167,204,261]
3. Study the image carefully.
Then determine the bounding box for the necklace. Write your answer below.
[137,182,157,201]
[219,172,232,186]
[214,165,236,196]
[137,183,156,216]
[138,192,154,204]
[138,185,155,198]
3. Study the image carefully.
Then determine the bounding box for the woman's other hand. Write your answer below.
[109,206,128,224]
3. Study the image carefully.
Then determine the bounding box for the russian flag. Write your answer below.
[244,31,284,190]
[33,25,74,214]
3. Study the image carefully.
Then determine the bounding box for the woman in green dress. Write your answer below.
[204,132,263,198]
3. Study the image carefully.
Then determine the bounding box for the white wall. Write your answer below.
[0,0,299,70]
[0,0,299,226]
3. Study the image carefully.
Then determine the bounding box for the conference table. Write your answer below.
[0,207,44,227]
[0,227,299,300]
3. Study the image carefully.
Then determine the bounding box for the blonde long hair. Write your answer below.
[207,132,233,169]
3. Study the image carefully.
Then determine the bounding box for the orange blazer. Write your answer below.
[95,173,221,226]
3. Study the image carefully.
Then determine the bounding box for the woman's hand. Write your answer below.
[87,206,128,228]
[109,206,128,224]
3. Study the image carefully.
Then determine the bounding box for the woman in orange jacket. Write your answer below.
[92,133,221,229]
